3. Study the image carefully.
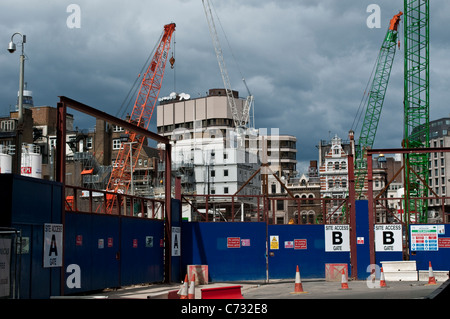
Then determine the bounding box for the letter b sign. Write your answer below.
[332,232,343,245]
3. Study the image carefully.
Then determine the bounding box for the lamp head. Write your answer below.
[7,41,16,53]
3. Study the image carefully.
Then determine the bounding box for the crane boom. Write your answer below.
[403,0,429,222]
[202,0,246,128]
[106,23,175,212]
[354,12,402,196]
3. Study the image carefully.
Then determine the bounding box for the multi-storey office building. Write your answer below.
[156,88,261,221]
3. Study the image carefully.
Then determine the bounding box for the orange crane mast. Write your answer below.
[106,23,176,213]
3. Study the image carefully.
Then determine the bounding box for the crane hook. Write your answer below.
[170,53,175,69]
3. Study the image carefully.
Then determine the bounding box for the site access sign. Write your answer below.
[325,225,350,252]
[374,224,402,252]
[43,223,63,268]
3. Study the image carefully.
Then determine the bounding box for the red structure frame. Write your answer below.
[56,96,174,283]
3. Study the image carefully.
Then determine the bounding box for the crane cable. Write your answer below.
[115,30,164,120]
[350,36,384,136]
[210,0,245,87]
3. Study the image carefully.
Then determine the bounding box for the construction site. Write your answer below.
[0,0,450,301]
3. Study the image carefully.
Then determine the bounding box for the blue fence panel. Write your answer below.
[181,222,267,282]
[409,224,450,271]
[0,175,62,299]
[64,212,121,294]
[64,212,94,294]
[120,218,164,286]
[268,224,350,279]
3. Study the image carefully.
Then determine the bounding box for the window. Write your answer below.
[328,180,333,188]
[210,170,215,177]
[277,200,284,211]
[86,137,93,149]
[1,120,15,131]
[224,187,229,194]
[113,125,124,132]
[224,169,228,177]
[271,184,276,194]
[113,139,122,150]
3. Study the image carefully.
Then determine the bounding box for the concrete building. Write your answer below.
[156,88,261,221]
[426,117,450,222]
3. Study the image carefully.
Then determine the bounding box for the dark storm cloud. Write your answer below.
[1,0,449,175]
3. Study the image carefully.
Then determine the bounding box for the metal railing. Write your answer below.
[65,185,165,219]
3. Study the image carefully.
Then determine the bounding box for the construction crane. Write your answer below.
[353,12,403,197]
[202,0,253,130]
[403,1,429,223]
[105,23,176,213]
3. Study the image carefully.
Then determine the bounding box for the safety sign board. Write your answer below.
[439,238,450,248]
[270,236,279,250]
[43,223,63,268]
[325,225,350,252]
[294,239,307,250]
[374,224,402,252]
[411,225,438,251]
[227,237,241,248]
[284,241,294,249]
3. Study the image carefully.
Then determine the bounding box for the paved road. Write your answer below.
[80,278,445,300]
[240,279,441,299]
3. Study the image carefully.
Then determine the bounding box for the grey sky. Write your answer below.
[1,1,449,174]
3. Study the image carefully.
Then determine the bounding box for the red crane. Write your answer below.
[106,23,176,213]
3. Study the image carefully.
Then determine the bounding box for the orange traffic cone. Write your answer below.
[339,269,350,290]
[427,261,437,285]
[380,267,388,288]
[290,265,307,294]
[188,274,196,299]
[178,274,189,299]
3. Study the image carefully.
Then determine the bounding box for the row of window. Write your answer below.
[112,159,151,167]
[326,161,347,170]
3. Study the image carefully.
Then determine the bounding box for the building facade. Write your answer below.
[156,89,261,221]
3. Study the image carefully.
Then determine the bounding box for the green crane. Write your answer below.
[403,0,430,223]
[353,12,403,197]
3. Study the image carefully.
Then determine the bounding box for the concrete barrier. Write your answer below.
[418,271,449,282]
[381,261,418,281]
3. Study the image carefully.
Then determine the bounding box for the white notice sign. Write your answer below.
[172,227,181,256]
[43,223,63,268]
[374,224,403,252]
[0,238,11,297]
[325,225,350,252]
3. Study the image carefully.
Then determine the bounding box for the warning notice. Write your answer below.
[270,236,279,250]
[294,239,307,250]
[227,237,241,248]
[325,225,350,252]
[439,238,450,248]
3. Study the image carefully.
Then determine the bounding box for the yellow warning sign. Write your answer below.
[270,236,279,250]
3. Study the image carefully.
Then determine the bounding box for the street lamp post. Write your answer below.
[8,32,26,174]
